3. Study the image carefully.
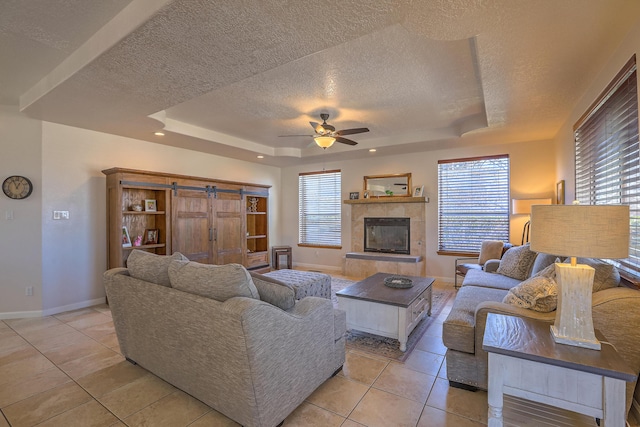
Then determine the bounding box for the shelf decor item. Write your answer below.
[413,185,424,197]
[144,228,159,245]
[249,197,258,212]
[130,203,143,211]
[122,226,132,248]
[349,192,359,200]
[145,199,157,212]
[384,276,413,288]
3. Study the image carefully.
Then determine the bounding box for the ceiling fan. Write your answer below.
[281,113,369,149]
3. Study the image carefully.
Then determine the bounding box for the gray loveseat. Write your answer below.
[442,244,640,417]
[104,250,346,427]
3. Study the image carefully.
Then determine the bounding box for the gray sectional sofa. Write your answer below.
[104,250,346,427]
[442,244,640,417]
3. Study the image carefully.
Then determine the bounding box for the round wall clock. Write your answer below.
[2,175,33,199]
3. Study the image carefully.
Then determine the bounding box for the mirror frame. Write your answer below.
[363,173,412,197]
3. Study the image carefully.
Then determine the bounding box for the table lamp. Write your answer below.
[512,198,552,244]
[530,204,629,350]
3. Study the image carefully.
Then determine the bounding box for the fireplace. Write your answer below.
[364,217,410,254]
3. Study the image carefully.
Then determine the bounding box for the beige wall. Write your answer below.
[0,114,281,318]
[554,17,640,201]
[280,138,556,281]
[0,106,43,317]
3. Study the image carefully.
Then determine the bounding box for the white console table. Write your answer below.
[482,313,635,427]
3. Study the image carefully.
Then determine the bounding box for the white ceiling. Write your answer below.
[2,0,639,167]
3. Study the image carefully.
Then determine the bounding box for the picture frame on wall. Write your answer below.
[556,180,565,205]
[349,192,360,200]
[144,228,159,245]
[122,226,132,248]
[145,199,157,212]
[413,185,424,197]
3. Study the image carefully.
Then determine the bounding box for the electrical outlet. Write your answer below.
[5,210,13,220]
[25,286,33,296]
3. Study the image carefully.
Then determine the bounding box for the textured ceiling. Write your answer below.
[2,0,640,167]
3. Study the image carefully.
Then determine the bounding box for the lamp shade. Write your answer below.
[512,198,552,215]
[314,136,335,148]
[530,205,629,259]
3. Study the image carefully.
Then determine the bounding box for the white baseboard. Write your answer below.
[0,297,107,320]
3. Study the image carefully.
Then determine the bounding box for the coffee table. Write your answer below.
[336,272,434,351]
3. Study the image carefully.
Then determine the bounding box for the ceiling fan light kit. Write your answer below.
[281,113,369,149]
[314,136,336,149]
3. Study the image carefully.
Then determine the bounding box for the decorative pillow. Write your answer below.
[529,252,558,276]
[562,257,620,292]
[168,260,259,302]
[478,240,504,265]
[496,244,538,280]
[502,264,558,312]
[249,271,295,311]
[127,250,188,287]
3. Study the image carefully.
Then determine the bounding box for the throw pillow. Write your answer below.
[249,271,295,311]
[529,252,558,276]
[496,244,538,280]
[562,257,620,292]
[502,264,558,312]
[168,260,259,302]
[478,240,504,265]
[127,250,188,287]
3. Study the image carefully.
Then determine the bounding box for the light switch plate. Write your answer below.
[53,210,70,220]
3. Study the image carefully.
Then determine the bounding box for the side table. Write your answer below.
[482,313,635,427]
[271,245,292,269]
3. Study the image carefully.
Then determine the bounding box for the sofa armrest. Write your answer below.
[104,267,130,278]
[483,259,501,273]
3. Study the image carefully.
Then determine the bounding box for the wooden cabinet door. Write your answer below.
[172,189,213,263]
[213,191,244,265]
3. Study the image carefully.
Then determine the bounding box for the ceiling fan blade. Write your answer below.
[335,127,369,136]
[335,136,358,146]
[278,134,313,137]
[310,121,325,133]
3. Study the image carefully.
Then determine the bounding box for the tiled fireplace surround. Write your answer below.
[343,198,427,277]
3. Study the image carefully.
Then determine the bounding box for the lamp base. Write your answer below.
[551,262,601,351]
[550,325,601,350]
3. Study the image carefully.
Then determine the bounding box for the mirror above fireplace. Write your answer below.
[363,173,412,197]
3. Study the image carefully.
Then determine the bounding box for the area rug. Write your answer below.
[331,276,454,362]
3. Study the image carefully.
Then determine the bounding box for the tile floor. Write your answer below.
[0,277,637,427]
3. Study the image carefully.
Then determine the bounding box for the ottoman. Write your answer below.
[263,269,332,300]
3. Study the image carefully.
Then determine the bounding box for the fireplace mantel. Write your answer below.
[343,196,427,205]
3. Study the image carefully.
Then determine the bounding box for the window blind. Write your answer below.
[438,155,510,254]
[298,170,342,247]
[575,56,639,277]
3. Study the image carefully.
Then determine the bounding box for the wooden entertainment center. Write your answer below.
[103,168,270,272]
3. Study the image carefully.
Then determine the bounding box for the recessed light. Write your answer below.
[369,148,377,152]
[154,131,165,136]
[257,155,264,159]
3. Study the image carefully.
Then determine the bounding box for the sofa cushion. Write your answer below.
[530,252,558,277]
[443,285,508,354]
[127,250,188,287]
[249,271,295,310]
[564,257,620,292]
[502,264,558,312]
[168,260,259,302]
[496,244,537,280]
[478,240,505,265]
[462,269,521,291]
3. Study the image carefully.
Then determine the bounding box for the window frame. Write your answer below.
[298,169,342,249]
[437,154,511,256]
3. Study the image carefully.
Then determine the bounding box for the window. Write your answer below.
[298,170,342,248]
[575,56,639,278]
[438,155,510,254]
